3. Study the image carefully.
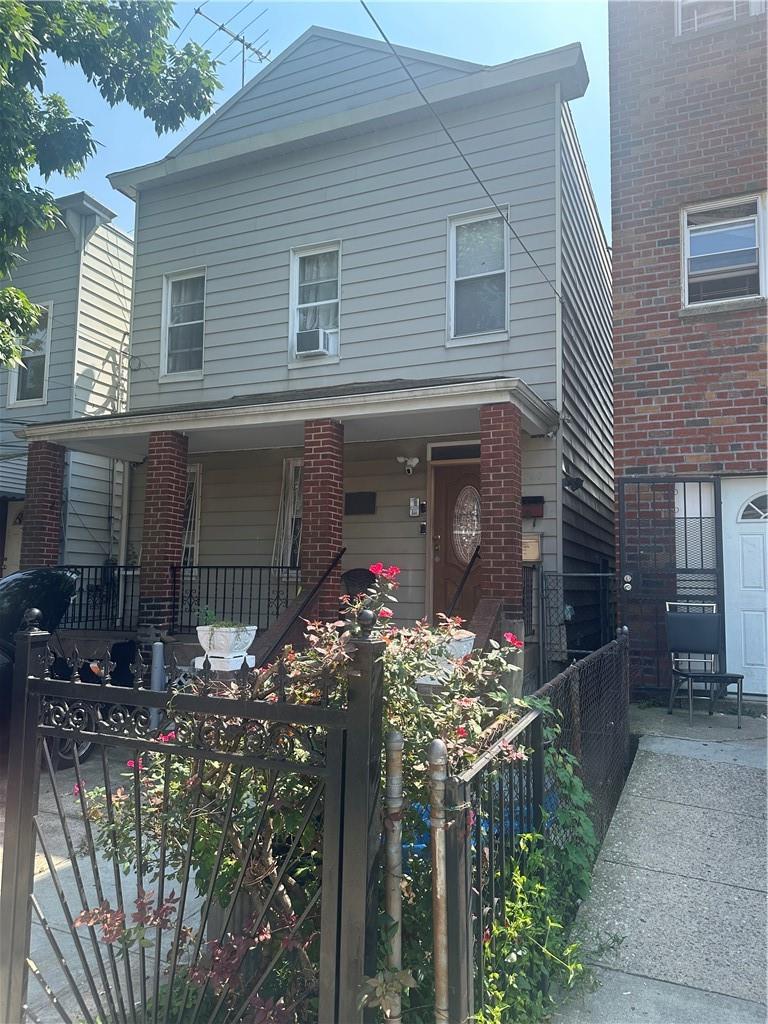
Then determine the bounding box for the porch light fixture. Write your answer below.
[396,456,420,476]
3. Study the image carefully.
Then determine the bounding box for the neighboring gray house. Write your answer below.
[0,192,133,575]
[21,29,612,673]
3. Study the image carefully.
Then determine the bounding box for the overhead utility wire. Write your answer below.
[359,0,561,301]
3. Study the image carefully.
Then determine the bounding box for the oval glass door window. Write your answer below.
[453,485,481,564]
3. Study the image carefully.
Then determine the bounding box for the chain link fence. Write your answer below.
[534,628,631,845]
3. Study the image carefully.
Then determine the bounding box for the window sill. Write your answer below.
[288,354,341,369]
[678,296,766,318]
[446,331,509,349]
[158,371,204,383]
[671,17,763,44]
[8,397,47,409]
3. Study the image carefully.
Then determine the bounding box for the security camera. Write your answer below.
[397,456,420,476]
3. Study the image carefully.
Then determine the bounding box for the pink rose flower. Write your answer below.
[378,608,393,619]
[369,562,384,575]
[503,632,524,649]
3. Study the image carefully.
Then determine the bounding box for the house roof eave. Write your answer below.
[108,42,587,200]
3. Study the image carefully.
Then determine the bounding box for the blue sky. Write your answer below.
[37,0,610,236]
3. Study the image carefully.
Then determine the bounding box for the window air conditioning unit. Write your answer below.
[295,329,333,357]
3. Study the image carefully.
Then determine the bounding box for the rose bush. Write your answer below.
[75,565,587,1023]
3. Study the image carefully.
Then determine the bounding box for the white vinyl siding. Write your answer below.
[161,270,206,378]
[9,303,52,406]
[682,197,765,306]
[129,86,558,408]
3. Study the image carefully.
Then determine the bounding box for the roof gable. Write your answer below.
[169,26,483,159]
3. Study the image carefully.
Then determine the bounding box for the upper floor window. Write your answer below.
[676,0,766,34]
[449,211,508,340]
[290,244,340,358]
[683,198,765,305]
[162,270,205,377]
[10,303,51,405]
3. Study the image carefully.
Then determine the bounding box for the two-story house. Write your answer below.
[18,28,612,679]
[1,193,133,582]
[610,1,767,695]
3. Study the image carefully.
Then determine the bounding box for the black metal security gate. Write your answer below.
[618,476,724,691]
[0,615,383,1024]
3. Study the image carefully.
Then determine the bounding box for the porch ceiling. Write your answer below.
[20,377,558,460]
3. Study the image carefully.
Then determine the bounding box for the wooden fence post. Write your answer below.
[0,611,48,1022]
[337,611,385,1022]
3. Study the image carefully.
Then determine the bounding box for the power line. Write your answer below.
[359,0,561,301]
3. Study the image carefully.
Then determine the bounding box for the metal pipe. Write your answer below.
[150,641,166,730]
[428,738,449,1024]
[385,731,404,1024]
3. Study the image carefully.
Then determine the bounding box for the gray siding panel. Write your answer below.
[129,88,558,410]
[0,224,80,498]
[559,104,613,572]
[64,224,134,564]
[177,35,476,156]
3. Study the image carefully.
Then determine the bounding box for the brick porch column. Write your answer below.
[20,441,66,569]
[138,431,188,637]
[480,402,523,616]
[301,419,344,620]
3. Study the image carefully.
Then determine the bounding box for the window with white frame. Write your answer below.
[291,245,340,356]
[683,198,764,305]
[449,212,508,338]
[162,271,205,375]
[676,0,765,35]
[11,303,51,404]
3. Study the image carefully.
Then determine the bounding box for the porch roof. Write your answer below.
[19,376,558,460]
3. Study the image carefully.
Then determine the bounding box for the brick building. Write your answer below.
[610,0,768,694]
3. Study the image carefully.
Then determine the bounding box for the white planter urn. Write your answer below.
[195,624,257,672]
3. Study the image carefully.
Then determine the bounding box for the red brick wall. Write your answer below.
[301,419,344,620]
[20,441,65,569]
[138,431,189,635]
[610,1,767,478]
[480,402,522,616]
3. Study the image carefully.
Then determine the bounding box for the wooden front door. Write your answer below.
[432,463,482,622]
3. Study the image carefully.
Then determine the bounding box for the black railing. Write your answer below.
[256,548,346,668]
[171,564,302,634]
[441,631,630,1021]
[60,564,140,631]
[446,545,481,617]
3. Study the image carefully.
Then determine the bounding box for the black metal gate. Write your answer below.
[0,616,383,1023]
[618,476,724,691]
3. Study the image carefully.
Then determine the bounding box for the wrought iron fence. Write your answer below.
[172,564,302,634]
[60,564,140,631]
[522,564,537,638]
[0,614,385,1024]
[432,630,630,1021]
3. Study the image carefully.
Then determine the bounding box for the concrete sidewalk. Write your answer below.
[557,704,767,1024]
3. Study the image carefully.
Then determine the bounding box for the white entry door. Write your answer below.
[722,477,768,695]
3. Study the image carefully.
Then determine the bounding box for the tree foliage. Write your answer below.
[0,0,220,366]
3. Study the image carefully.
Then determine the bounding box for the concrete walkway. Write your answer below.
[558,704,768,1024]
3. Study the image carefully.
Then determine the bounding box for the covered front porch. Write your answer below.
[20,377,558,649]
